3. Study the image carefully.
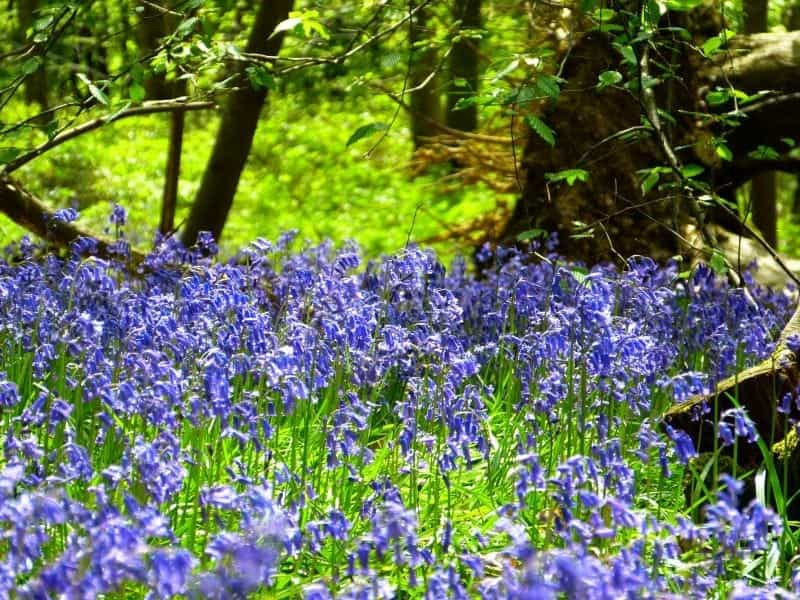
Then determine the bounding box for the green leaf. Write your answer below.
[591,8,616,21]
[174,17,199,39]
[42,119,59,140]
[515,228,547,242]
[453,97,479,110]
[546,169,589,186]
[510,85,538,105]
[706,89,730,106]
[271,17,303,38]
[525,116,556,147]
[534,74,561,99]
[103,101,131,124]
[493,58,520,82]
[702,36,722,57]
[21,57,41,75]
[271,10,329,40]
[641,74,660,89]
[129,83,146,102]
[680,164,705,178]
[641,170,660,194]
[782,137,796,148]
[665,0,704,11]
[130,64,145,83]
[710,249,727,275]
[570,222,595,239]
[78,73,109,106]
[702,29,735,57]
[715,141,733,161]
[616,44,637,66]
[0,147,21,165]
[570,266,590,283]
[245,65,275,91]
[597,70,623,89]
[747,145,779,160]
[380,52,403,69]
[345,123,389,147]
[88,83,109,106]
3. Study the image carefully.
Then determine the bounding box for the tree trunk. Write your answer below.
[744,0,777,248]
[750,172,777,246]
[446,0,481,133]
[17,0,49,112]
[409,3,443,150]
[786,2,800,221]
[135,3,170,99]
[502,21,800,263]
[180,0,294,247]
[160,105,185,236]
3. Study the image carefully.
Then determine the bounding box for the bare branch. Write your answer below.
[240,0,434,75]
[372,83,513,144]
[2,100,216,175]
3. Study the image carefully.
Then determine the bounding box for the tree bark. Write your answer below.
[0,177,144,265]
[502,25,800,262]
[446,0,481,133]
[663,300,800,518]
[180,0,294,247]
[135,3,171,100]
[743,0,777,248]
[409,3,443,150]
[786,2,800,221]
[161,106,185,235]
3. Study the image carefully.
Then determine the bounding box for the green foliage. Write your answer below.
[597,69,623,89]
[345,122,389,147]
[1,92,499,260]
[525,115,556,147]
[545,168,589,186]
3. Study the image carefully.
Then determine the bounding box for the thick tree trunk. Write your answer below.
[409,4,443,150]
[446,0,481,133]
[180,0,294,247]
[502,25,800,262]
[743,0,777,248]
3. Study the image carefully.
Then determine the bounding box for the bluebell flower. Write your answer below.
[664,424,697,464]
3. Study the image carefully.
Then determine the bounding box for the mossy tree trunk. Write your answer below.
[744,0,777,248]
[501,16,800,262]
[409,3,443,151]
[446,0,481,133]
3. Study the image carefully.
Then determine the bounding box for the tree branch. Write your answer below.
[1,100,216,175]
[241,0,434,75]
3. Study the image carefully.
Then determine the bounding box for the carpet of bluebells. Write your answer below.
[2,207,800,598]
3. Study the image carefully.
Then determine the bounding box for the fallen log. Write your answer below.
[663,301,800,513]
[0,175,145,265]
